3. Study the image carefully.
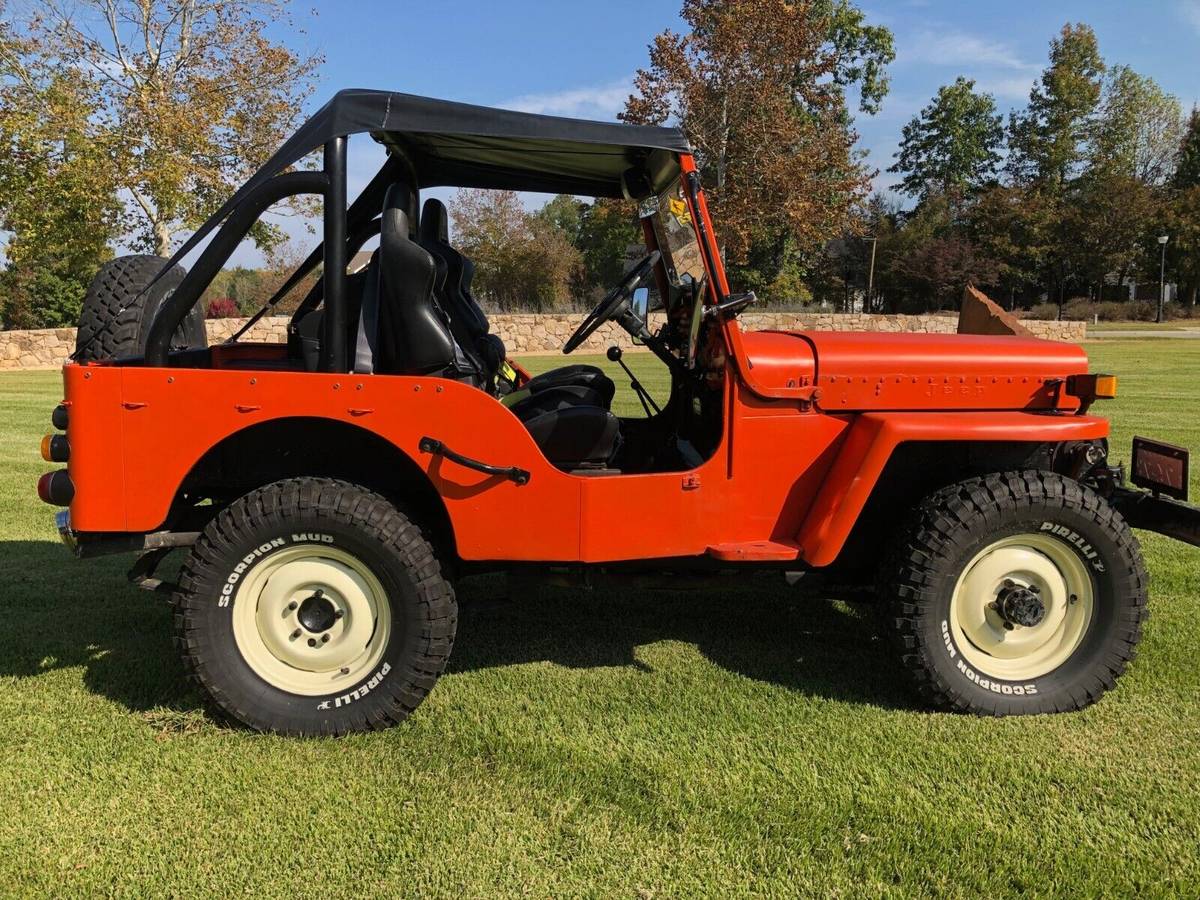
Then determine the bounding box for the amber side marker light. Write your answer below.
[1067,373,1118,402]
[40,433,69,462]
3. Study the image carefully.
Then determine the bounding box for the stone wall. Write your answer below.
[1,312,1086,369]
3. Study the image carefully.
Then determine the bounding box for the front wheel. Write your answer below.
[173,478,457,735]
[881,471,1148,715]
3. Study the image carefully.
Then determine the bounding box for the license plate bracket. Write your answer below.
[1132,436,1189,501]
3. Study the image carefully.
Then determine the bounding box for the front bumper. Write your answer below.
[1111,488,1200,548]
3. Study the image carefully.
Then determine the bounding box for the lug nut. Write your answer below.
[1003,579,1015,589]
[290,628,302,640]
[1029,585,1040,594]
[321,634,330,643]
[1003,622,1015,631]
[287,601,298,611]
[334,609,344,619]
[339,667,350,675]
[307,638,317,647]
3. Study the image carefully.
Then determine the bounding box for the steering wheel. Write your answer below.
[563,251,660,354]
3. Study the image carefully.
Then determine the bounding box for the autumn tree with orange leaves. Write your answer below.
[622,0,893,292]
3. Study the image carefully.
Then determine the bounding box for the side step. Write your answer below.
[706,540,803,562]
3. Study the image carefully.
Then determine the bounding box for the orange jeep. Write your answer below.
[37,91,1200,734]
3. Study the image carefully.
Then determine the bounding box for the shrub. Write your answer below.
[1094,302,1127,321]
[0,266,88,329]
[1062,299,1092,321]
[205,297,240,318]
[1025,303,1059,320]
[1126,300,1156,321]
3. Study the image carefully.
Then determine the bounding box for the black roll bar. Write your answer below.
[143,138,352,371]
[319,137,347,372]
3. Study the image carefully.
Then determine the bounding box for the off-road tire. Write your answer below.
[173,478,457,736]
[75,254,207,361]
[881,471,1148,715]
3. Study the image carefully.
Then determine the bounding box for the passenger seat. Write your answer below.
[418,199,616,408]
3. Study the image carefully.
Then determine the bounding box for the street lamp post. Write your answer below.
[1157,235,1169,324]
[866,236,878,311]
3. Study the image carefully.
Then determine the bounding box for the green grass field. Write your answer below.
[1,342,1197,896]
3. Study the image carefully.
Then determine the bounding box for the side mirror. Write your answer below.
[631,286,650,323]
[630,287,650,346]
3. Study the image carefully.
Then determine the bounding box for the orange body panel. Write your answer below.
[61,351,1110,567]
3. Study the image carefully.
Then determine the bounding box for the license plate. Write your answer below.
[1132,437,1189,501]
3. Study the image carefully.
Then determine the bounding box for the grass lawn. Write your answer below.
[1,341,1197,896]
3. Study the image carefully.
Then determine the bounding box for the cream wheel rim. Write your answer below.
[949,533,1094,681]
[231,544,391,696]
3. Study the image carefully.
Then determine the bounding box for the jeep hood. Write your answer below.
[740,330,1090,412]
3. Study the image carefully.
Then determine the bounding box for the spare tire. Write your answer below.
[74,254,208,362]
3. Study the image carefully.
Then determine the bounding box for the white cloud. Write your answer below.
[905,29,1038,74]
[976,75,1037,102]
[500,78,633,122]
[1180,0,1200,33]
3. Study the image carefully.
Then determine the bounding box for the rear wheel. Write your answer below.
[75,254,207,361]
[174,478,457,735]
[882,471,1148,715]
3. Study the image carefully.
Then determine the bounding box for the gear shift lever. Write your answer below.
[608,346,661,416]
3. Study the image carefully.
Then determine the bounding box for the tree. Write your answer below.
[1066,173,1160,300]
[622,0,893,268]
[536,195,641,300]
[967,185,1055,307]
[450,190,582,312]
[1167,113,1200,307]
[0,9,120,327]
[536,195,584,247]
[1175,107,1200,190]
[1089,66,1182,185]
[889,77,1003,202]
[14,0,320,256]
[575,199,640,298]
[1164,187,1200,307]
[1008,23,1105,188]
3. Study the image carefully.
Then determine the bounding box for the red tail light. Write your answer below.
[37,470,74,506]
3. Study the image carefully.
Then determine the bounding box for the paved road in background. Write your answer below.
[1089,329,1200,339]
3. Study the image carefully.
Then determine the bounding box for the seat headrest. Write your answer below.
[382,183,416,238]
[420,198,450,244]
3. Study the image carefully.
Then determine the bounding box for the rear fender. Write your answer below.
[796,412,1110,567]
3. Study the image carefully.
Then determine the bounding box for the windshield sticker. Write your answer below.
[669,197,691,226]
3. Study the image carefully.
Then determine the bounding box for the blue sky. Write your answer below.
[226,0,1200,265]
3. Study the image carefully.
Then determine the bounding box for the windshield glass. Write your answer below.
[648,177,706,287]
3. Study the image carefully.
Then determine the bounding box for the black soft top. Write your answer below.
[170,89,690,266]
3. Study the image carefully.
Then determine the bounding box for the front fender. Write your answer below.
[796,411,1110,567]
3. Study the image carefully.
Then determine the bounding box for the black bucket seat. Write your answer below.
[358,186,620,470]
[418,199,615,408]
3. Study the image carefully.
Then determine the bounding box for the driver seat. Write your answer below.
[418,199,615,408]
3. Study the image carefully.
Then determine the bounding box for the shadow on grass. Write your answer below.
[449,572,916,710]
[0,540,201,714]
[0,540,915,717]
